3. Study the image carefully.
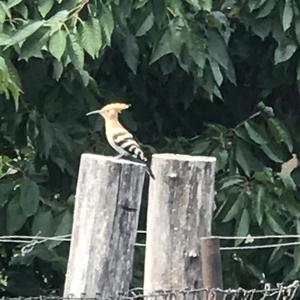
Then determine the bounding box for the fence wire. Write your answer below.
[2,234,300,255]
[1,281,299,300]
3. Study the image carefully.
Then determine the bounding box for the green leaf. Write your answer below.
[222,193,246,223]
[234,127,250,142]
[269,244,286,266]
[68,32,84,70]
[0,207,5,235]
[169,21,184,59]
[213,147,228,172]
[191,139,210,154]
[260,142,286,163]
[136,12,154,36]
[0,2,11,20]
[45,10,68,31]
[187,33,206,69]
[20,177,40,217]
[266,212,286,234]
[150,29,172,64]
[254,167,274,184]
[186,0,212,11]
[274,40,297,64]
[0,57,9,89]
[3,20,45,49]
[202,0,212,11]
[0,181,13,207]
[209,58,223,86]
[38,0,54,17]
[151,0,166,28]
[49,30,67,61]
[235,140,263,176]
[254,185,265,225]
[48,210,72,249]
[219,175,245,190]
[244,262,264,281]
[0,4,6,23]
[267,118,293,151]
[244,121,268,145]
[6,56,22,93]
[251,17,272,40]
[235,208,250,237]
[294,220,300,272]
[295,17,300,44]
[185,0,201,10]
[297,58,300,81]
[292,244,300,275]
[285,192,300,218]
[39,116,54,158]
[6,195,27,234]
[0,33,10,45]
[78,69,90,87]
[7,0,23,8]
[248,0,267,12]
[14,3,28,18]
[282,0,293,31]
[224,58,236,85]
[278,173,296,190]
[20,28,49,61]
[52,59,64,81]
[79,19,102,59]
[32,209,54,236]
[101,5,114,46]
[123,34,139,74]
[256,0,276,18]
[207,29,230,70]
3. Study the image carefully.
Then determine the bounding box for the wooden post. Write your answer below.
[64,154,146,298]
[144,154,216,293]
[200,238,223,300]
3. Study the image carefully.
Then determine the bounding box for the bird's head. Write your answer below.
[86,102,131,119]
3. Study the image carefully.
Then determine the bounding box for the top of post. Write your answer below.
[152,153,216,163]
[81,153,146,166]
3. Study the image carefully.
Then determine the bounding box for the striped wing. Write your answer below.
[112,132,147,162]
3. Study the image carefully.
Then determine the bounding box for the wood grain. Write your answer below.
[64,154,146,297]
[144,154,216,293]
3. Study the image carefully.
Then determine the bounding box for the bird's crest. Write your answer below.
[100,102,131,113]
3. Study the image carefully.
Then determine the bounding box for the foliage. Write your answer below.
[0,0,300,295]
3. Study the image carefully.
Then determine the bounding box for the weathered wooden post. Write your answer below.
[64,154,146,297]
[200,238,223,300]
[144,154,216,294]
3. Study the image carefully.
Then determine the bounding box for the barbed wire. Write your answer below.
[201,234,300,240]
[2,233,300,244]
[3,281,298,300]
[220,241,300,251]
[1,233,300,255]
[119,281,300,299]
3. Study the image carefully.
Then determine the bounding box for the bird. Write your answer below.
[86,102,155,179]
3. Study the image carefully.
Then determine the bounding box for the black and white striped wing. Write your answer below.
[112,132,147,162]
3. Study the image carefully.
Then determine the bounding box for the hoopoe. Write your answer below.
[86,102,155,179]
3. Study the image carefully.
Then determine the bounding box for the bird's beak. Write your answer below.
[86,110,100,116]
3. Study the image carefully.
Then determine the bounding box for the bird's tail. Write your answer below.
[146,162,155,180]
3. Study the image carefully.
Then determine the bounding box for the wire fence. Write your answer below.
[1,281,300,300]
[1,233,300,256]
[1,235,300,299]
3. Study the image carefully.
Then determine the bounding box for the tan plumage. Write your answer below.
[86,102,154,179]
